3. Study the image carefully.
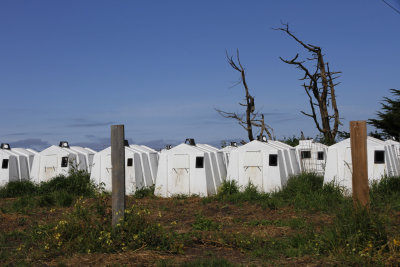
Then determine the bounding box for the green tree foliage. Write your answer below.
[369,89,400,140]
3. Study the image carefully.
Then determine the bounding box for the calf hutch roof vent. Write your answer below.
[165,145,173,150]
[1,143,10,150]
[124,140,129,147]
[185,138,196,146]
[59,141,69,148]
[230,142,237,147]
[257,135,267,142]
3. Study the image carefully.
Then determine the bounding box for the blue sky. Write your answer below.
[0,0,399,150]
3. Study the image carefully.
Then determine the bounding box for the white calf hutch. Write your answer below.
[295,139,328,174]
[220,142,239,168]
[0,149,20,186]
[69,146,96,172]
[196,143,227,186]
[129,144,159,184]
[385,139,400,175]
[324,137,399,191]
[268,140,301,177]
[226,140,289,193]
[154,139,226,197]
[1,144,30,182]
[90,145,155,194]
[11,147,37,173]
[30,142,88,183]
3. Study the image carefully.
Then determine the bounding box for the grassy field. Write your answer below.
[0,171,400,266]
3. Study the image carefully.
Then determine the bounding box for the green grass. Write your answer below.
[206,180,271,205]
[245,217,310,230]
[0,180,37,198]
[157,258,238,267]
[209,173,346,212]
[370,175,400,211]
[192,213,221,231]
[272,172,347,212]
[0,169,97,199]
[0,169,97,212]
[1,173,400,265]
[26,199,181,257]
[178,258,238,267]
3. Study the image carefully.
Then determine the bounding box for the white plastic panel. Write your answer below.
[172,154,190,169]
[243,151,262,167]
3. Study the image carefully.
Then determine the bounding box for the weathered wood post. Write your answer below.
[111,124,125,227]
[350,121,370,208]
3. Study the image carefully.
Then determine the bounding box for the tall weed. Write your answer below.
[272,173,346,211]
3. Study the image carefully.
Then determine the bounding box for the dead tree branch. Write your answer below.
[275,23,341,144]
[216,50,273,141]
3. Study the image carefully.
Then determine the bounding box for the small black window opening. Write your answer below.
[2,159,9,169]
[269,154,278,166]
[317,151,324,160]
[127,158,133,166]
[301,151,311,159]
[374,150,385,164]
[195,156,204,168]
[61,157,69,167]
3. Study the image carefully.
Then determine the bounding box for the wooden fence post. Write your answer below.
[350,121,370,208]
[111,125,125,227]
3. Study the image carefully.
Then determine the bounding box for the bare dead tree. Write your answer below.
[216,50,274,141]
[382,0,400,15]
[275,23,341,144]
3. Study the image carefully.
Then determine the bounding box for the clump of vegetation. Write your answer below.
[315,206,389,264]
[28,197,181,256]
[0,180,37,198]
[192,213,221,231]
[133,185,155,199]
[0,169,98,213]
[217,180,239,196]
[37,170,97,197]
[273,172,347,211]
[212,174,346,212]
[370,175,400,211]
[0,169,97,199]
[176,258,237,267]
[212,180,271,204]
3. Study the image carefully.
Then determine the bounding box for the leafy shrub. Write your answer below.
[0,169,98,200]
[38,170,96,197]
[217,180,239,196]
[0,181,37,198]
[214,181,270,204]
[272,173,346,211]
[192,214,221,231]
[133,185,155,199]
